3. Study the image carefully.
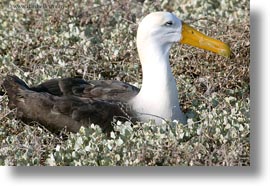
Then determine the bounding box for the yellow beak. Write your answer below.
[180,23,231,58]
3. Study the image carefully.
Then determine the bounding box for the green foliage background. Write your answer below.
[0,0,250,166]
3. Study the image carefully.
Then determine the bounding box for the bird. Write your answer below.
[2,12,230,134]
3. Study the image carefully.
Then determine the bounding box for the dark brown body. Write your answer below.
[2,75,139,133]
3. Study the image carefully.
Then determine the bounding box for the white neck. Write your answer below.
[130,41,186,124]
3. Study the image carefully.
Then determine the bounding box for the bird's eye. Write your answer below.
[164,21,173,26]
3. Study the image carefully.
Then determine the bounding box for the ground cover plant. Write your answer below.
[0,0,250,166]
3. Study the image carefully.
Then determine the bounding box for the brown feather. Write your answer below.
[3,75,139,133]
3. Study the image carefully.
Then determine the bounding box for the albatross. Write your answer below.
[2,12,230,133]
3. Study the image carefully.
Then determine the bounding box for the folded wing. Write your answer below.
[3,75,139,133]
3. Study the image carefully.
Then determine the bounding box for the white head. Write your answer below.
[137,12,182,51]
[136,12,231,60]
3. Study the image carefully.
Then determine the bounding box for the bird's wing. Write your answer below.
[31,78,139,102]
[3,75,138,133]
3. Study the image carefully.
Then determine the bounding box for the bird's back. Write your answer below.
[2,75,139,133]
